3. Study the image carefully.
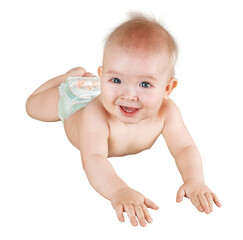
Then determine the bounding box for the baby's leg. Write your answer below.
[26,67,88,122]
[26,86,60,122]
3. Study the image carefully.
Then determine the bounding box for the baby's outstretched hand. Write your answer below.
[111,187,159,227]
[176,178,222,214]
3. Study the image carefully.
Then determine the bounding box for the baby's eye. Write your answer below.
[140,82,151,88]
[111,78,121,84]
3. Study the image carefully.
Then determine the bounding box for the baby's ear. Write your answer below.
[164,78,178,99]
[98,66,103,77]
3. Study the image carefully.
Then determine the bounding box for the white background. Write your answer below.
[1,0,242,239]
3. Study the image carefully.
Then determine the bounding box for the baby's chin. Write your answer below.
[117,110,155,125]
[118,117,140,125]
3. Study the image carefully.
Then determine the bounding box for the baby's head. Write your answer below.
[100,11,178,78]
[98,12,178,124]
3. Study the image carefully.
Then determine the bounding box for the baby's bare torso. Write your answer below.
[64,96,166,157]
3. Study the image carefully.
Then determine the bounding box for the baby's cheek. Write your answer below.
[101,88,118,107]
[143,93,162,107]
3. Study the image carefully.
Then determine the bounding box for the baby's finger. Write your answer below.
[190,195,204,212]
[144,198,159,210]
[205,192,214,212]
[141,204,153,223]
[134,204,146,227]
[212,192,222,208]
[124,203,138,226]
[199,193,210,214]
[176,186,185,202]
[115,204,124,222]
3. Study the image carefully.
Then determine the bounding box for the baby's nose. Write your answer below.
[120,86,138,102]
[120,95,138,102]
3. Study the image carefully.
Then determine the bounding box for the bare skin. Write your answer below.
[26,48,221,226]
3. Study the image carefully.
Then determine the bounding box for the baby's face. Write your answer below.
[99,45,172,125]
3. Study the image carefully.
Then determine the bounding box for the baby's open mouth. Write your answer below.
[120,106,138,113]
[119,106,140,117]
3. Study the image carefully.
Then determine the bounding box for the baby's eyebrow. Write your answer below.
[137,75,157,82]
[104,71,121,76]
[104,71,157,81]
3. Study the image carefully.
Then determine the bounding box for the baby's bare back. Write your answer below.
[64,95,166,157]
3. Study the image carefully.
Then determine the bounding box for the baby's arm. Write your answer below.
[76,104,158,226]
[162,99,221,214]
[76,101,126,199]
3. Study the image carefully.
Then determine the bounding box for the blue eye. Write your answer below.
[140,82,151,88]
[111,78,121,84]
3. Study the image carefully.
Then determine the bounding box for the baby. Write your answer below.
[26,12,221,227]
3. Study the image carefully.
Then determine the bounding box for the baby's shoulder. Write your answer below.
[63,95,109,150]
[162,98,179,112]
[162,98,182,123]
[80,95,108,124]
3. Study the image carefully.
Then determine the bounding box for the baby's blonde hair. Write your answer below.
[103,11,178,77]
